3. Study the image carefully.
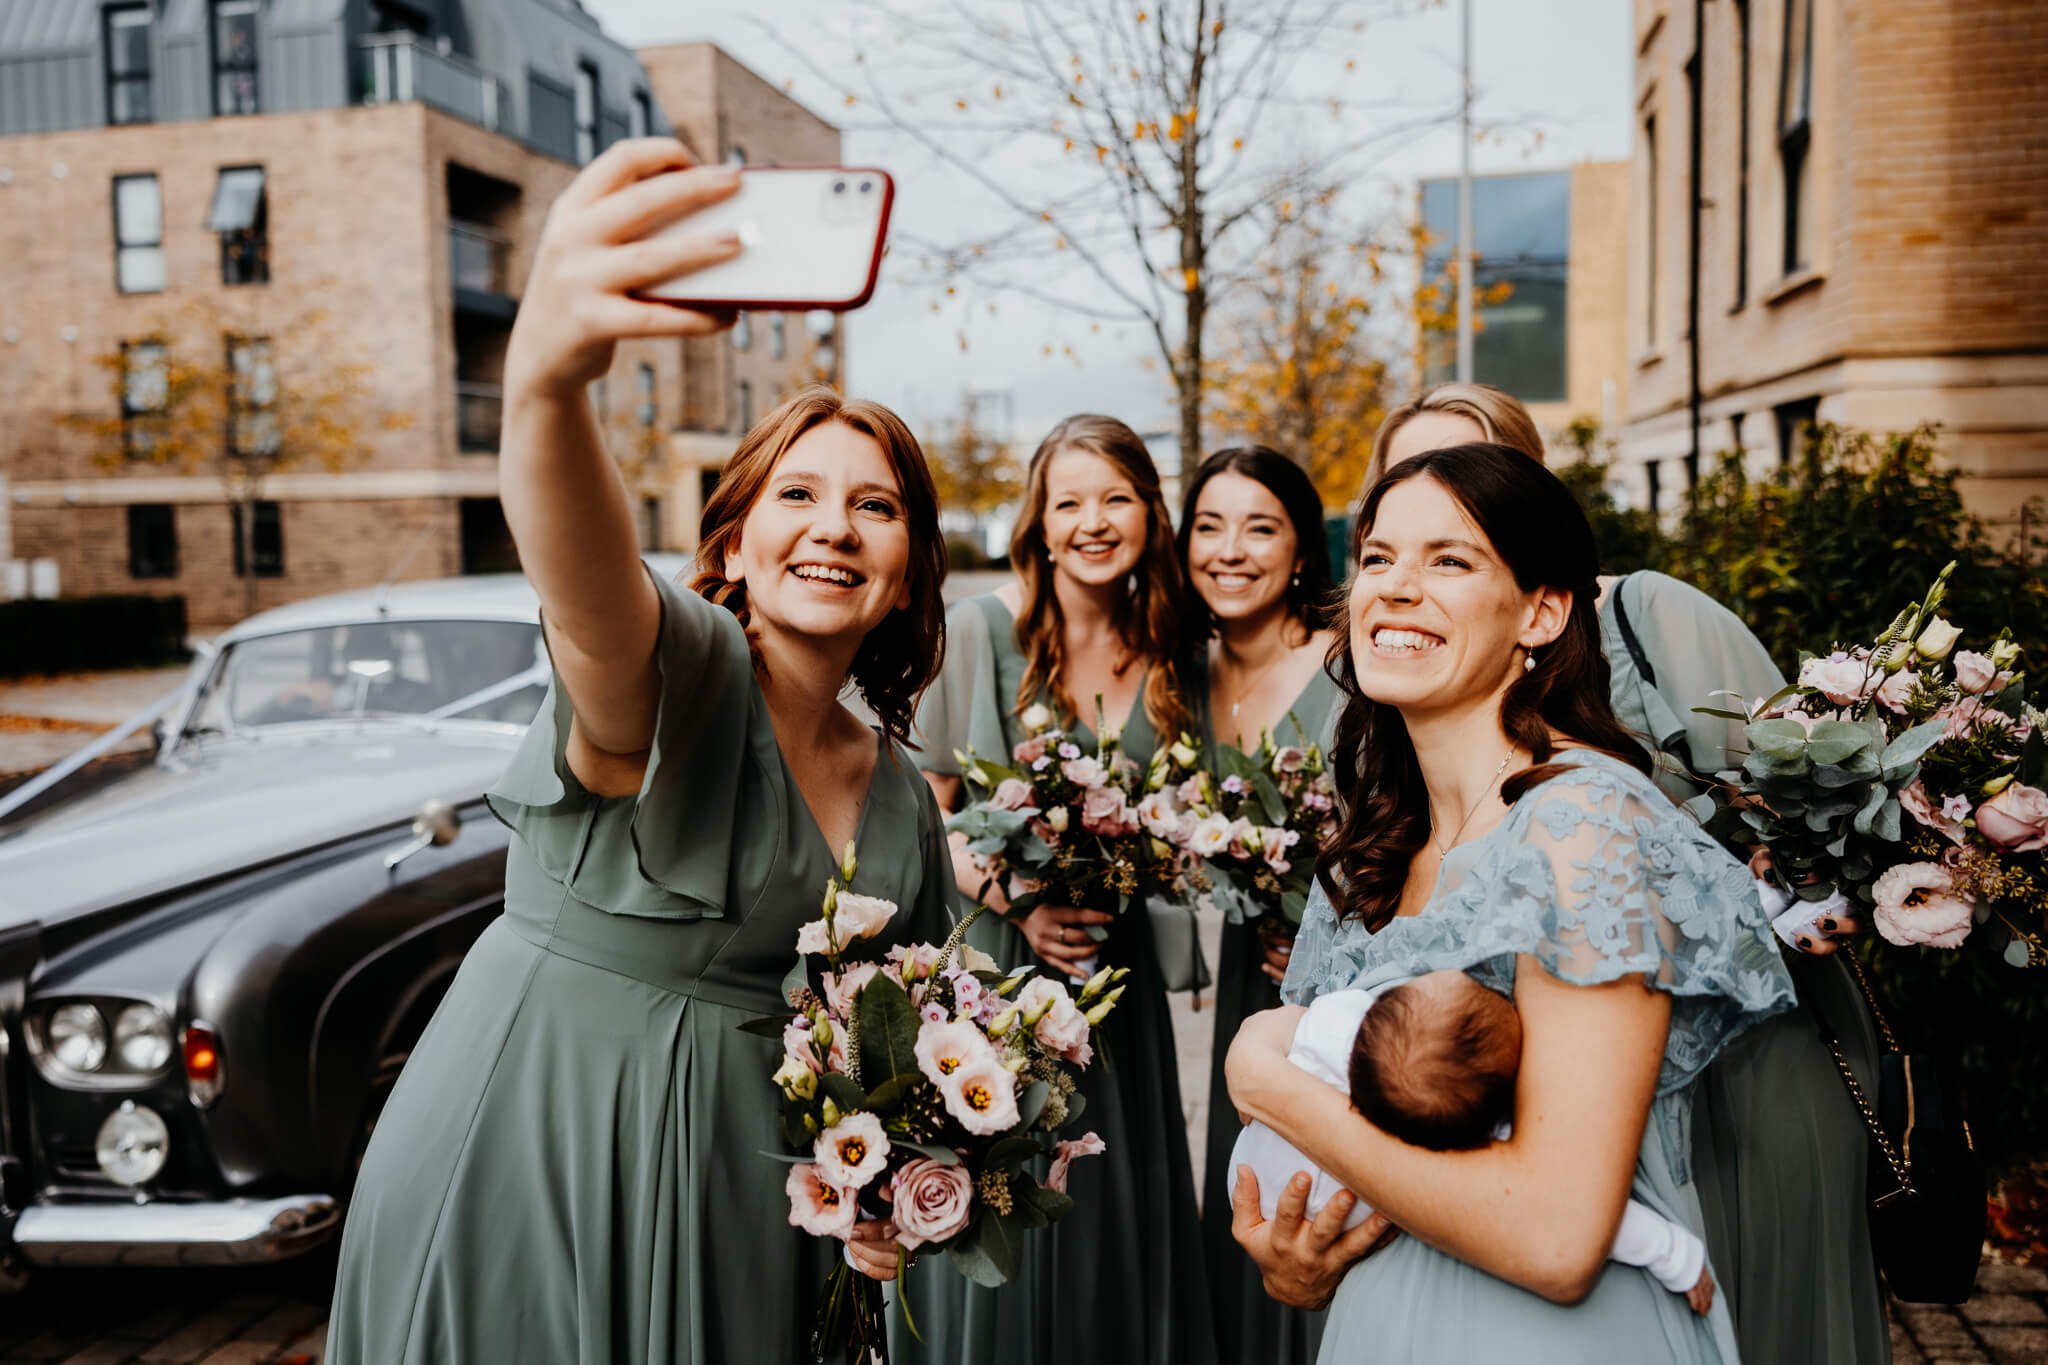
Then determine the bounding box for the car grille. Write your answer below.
[46,1143,103,1183]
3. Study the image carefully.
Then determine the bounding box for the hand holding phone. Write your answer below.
[631,166,894,312]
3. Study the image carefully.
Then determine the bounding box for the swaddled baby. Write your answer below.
[1229,970,1714,1310]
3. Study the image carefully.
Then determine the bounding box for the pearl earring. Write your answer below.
[1523,650,1537,673]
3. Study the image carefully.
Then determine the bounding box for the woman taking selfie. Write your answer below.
[1228,444,1794,1360]
[1356,383,1890,1364]
[906,415,1216,1365]
[1176,446,1339,1365]
[327,139,955,1364]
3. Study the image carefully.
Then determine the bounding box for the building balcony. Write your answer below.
[456,382,502,452]
[450,220,514,295]
[358,33,508,135]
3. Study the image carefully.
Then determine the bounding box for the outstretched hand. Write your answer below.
[1229,1167,1395,1310]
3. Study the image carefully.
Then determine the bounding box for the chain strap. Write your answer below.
[1819,949,1915,1202]
[1840,946,1901,1053]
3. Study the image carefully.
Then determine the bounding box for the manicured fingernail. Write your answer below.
[1291,1173,1311,1192]
[1820,918,1837,931]
[716,230,742,248]
[1797,935,1814,950]
[710,163,741,183]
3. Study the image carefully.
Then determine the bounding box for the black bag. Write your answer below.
[1818,950,1986,1305]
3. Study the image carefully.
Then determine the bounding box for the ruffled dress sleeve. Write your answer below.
[485,564,760,921]
[912,593,1013,776]
[1280,879,1343,1006]
[1481,756,1796,1095]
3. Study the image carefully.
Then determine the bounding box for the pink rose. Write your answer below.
[1871,862,1974,949]
[786,1162,857,1240]
[1013,734,1050,767]
[1953,651,1998,695]
[823,961,881,1020]
[989,778,1037,813]
[1898,779,1967,846]
[1019,977,1093,1065]
[1977,783,2048,853]
[1799,654,1879,707]
[1273,746,1307,775]
[1080,785,1133,837]
[1047,1130,1106,1194]
[1062,756,1107,788]
[1876,669,1920,714]
[891,1159,974,1249]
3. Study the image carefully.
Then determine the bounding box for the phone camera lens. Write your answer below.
[832,180,848,195]
[857,179,875,194]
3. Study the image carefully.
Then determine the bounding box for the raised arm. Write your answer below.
[497,139,742,794]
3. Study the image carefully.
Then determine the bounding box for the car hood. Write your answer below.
[0,727,521,928]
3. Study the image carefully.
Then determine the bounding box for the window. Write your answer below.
[770,315,786,360]
[1732,0,1752,309]
[630,90,652,138]
[211,0,259,116]
[1642,115,1658,346]
[1779,0,1814,276]
[1416,172,1570,399]
[636,363,657,427]
[1682,452,1700,490]
[737,379,753,432]
[104,5,154,125]
[640,498,662,552]
[733,312,752,351]
[700,467,723,515]
[1645,459,1663,516]
[113,174,165,294]
[231,501,284,578]
[127,504,178,579]
[120,340,169,459]
[206,166,269,285]
[574,62,600,164]
[1774,396,1820,466]
[227,336,279,461]
[460,498,520,574]
[372,0,430,35]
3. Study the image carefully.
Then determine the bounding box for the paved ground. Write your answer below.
[0,667,188,781]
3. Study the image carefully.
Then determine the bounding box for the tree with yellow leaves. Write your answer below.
[67,287,412,616]
[776,0,1448,463]
[923,390,1023,520]
[1206,195,1394,506]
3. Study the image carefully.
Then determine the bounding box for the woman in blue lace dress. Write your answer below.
[1224,443,1795,1361]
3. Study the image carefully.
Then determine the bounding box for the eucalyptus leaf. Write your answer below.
[1880,718,1948,771]
[2005,939,2032,968]
[1023,1183,1077,1223]
[1803,720,1874,766]
[757,1149,811,1164]
[1749,717,1811,760]
[895,1141,961,1166]
[1017,1080,1050,1129]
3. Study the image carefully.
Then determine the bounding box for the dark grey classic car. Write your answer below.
[0,558,686,1274]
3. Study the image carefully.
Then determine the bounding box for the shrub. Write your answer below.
[0,596,189,678]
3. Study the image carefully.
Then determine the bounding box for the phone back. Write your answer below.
[634,167,893,311]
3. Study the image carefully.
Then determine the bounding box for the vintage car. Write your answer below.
[0,558,686,1273]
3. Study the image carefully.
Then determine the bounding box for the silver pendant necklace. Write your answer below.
[1431,748,1516,858]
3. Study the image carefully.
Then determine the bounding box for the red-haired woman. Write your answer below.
[905,415,1217,1365]
[327,140,954,1364]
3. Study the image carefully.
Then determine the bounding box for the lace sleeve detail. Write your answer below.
[1280,879,1342,1005]
[1502,761,1796,1094]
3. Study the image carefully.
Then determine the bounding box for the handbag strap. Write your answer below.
[1610,574,1658,688]
[1810,952,1917,1201]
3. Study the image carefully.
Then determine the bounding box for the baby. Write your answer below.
[1230,970,1714,1313]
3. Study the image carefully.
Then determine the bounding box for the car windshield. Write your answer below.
[189,619,546,733]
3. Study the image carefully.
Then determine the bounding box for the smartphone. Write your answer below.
[633,166,894,312]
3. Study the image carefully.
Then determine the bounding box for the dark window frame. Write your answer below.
[770,315,787,360]
[210,0,260,117]
[127,504,179,579]
[210,165,270,285]
[112,173,165,295]
[630,89,652,139]
[574,61,601,164]
[1645,459,1664,516]
[1643,114,1659,346]
[1778,0,1814,277]
[636,362,657,427]
[737,378,753,432]
[225,334,279,462]
[1774,395,1820,467]
[231,500,285,578]
[119,338,170,460]
[103,4,154,126]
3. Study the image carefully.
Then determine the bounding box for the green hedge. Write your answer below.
[0,596,190,678]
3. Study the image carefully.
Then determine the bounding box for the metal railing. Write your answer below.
[456,382,502,452]
[358,33,506,134]
[449,221,511,296]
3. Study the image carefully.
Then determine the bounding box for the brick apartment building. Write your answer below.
[1622,0,2048,520]
[0,0,839,629]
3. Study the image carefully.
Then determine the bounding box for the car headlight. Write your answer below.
[95,1101,169,1186]
[114,1004,175,1071]
[48,1003,108,1072]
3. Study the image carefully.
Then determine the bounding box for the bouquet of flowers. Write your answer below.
[762,841,1126,1362]
[945,700,1197,966]
[1696,563,2047,966]
[1158,727,1340,929]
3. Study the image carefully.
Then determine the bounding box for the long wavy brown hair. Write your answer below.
[1317,443,1649,931]
[688,386,947,747]
[1008,415,1190,740]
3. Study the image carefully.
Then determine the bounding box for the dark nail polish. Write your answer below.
[1820,918,1837,931]
[1797,935,1814,950]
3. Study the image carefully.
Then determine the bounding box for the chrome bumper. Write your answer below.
[9,1193,339,1266]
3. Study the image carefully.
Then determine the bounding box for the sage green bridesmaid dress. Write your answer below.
[325,569,957,1365]
[896,590,1217,1365]
[1601,570,1891,1365]
[1194,663,1341,1365]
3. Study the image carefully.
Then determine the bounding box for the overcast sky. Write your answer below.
[579,0,1633,447]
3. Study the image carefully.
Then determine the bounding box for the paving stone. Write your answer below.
[55,1343,144,1365]
[1974,1296,2048,1326]
[224,1308,323,1349]
[1978,1263,2048,1295]
[188,1346,279,1365]
[1978,1324,2048,1363]
[1896,1314,1931,1364]
[132,1308,265,1365]
[1911,1307,1987,1347]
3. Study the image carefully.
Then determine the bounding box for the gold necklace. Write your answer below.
[1431,748,1516,858]
[1218,639,1291,723]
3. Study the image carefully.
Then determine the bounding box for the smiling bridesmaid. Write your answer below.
[903,415,1217,1365]
[1177,446,1339,1365]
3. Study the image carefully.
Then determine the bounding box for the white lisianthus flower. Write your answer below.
[1186,812,1234,857]
[1021,703,1054,732]
[1136,791,1181,840]
[1169,740,1200,768]
[939,1059,1021,1135]
[1915,617,1963,661]
[814,1110,891,1190]
[795,917,836,957]
[914,1018,998,1088]
[831,892,899,943]
[773,1053,818,1100]
[1046,806,1071,833]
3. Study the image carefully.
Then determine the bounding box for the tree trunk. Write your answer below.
[238,484,258,620]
